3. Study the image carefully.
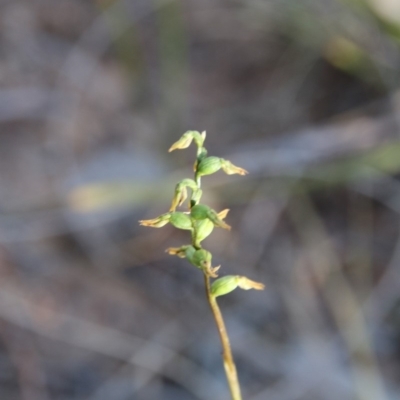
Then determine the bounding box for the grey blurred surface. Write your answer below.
[1,0,400,399]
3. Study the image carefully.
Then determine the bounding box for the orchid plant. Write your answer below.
[140,131,264,400]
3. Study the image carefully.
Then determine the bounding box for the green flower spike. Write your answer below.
[211,275,265,297]
[141,131,263,400]
[168,131,206,152]
[191,204,231,230]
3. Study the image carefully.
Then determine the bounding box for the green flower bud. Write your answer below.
[195,156,222,177]
[166,246,218,277]
[193,219,214,246]
[211,275,265,297]
[190,249,220,277]
[191,204,231,230]
[211,276,240,297]
[190,204,209,220]
[195,157,248,178]
[190,249,211,269]
[169,212,193,230]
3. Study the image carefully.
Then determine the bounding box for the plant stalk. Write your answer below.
[194,144,242,400]
[204,275,242,400]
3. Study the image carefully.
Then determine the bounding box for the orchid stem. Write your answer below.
[204,275,242,400]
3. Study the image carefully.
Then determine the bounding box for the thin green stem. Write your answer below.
[192,154,242,400]
[204,275,242,400]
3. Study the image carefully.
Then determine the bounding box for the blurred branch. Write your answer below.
[0,286,226,400]
[288,189,388,400]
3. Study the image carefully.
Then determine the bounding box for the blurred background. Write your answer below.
[1,0,400,399]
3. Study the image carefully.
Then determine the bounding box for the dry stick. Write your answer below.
[204,275,242,400]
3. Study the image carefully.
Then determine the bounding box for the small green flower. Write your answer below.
[193,219,214,246]
[211,275,265,297]
[140,212,192,230]
[169,131,206,152]
[191,204,231,230]
[169,212,193,230]
[192,209,230,246]
[195,156,222,177]
[196,156,248,178]
[190,249,220,277]
[211,276,240,297]
[166,245,195,259]
[170,186,188,212]
[190,204,211,220]
[190,249,211,268]
[170,179,198,211]
[166,245,219,277]
[139,213,171,228]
